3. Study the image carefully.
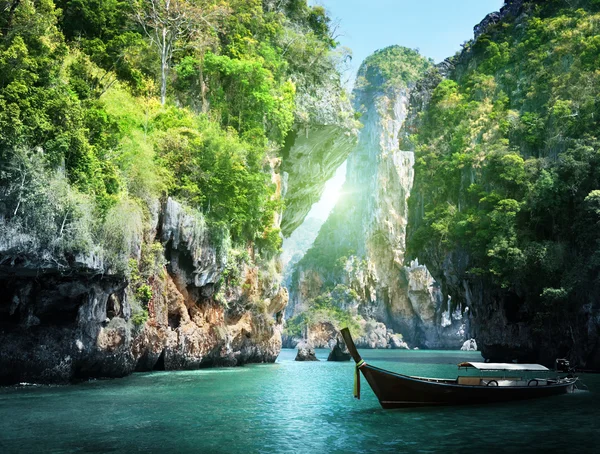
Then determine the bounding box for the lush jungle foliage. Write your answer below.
[407,0,600,317]
[0,0,345,272]
[355,45,433,92]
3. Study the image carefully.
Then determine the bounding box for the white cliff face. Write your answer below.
[348,87,437,346]
[161,197,227,289]
[360,86,467,348]
[287,76,468,349]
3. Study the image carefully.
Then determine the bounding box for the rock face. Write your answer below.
[295,342,318,361]
[282,321,338,349]
[327,338,351,361]
[355,322,409,350]
[0,198,288,385]
[287,47,467,349]
[461,339,478,351]
[0,271,129,384]
[473,0,528,39]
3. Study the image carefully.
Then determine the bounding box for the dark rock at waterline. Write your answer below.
[327,338,351,362]
[281,334,302,349]
[0,197,288,385]
[295,344,318,361]
[0,271,130,385]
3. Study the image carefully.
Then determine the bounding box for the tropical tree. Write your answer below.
[129,0,228,104]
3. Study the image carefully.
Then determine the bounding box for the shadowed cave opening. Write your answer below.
[169,312,181,329]
[153,349,166,371]
[504,292,523,323]
[106,294,121,320]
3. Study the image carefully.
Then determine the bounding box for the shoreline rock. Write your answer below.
[0,197,288,385]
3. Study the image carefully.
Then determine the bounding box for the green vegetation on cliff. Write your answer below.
[0,0,345,270]
[355,45,433,92]
[284,286,363,338]
[285,46,432,334]
[294,45,432,286]
[407,1,600,322]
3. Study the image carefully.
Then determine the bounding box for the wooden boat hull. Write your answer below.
[340,328,577,409]
[361,364,576,409]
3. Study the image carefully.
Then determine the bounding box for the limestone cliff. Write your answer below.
[0,198,287,385]
[405,0,600,368]
[286,47,467,349]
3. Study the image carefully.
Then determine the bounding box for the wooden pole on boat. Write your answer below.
[341,328,362,363]
[341,328,366,399]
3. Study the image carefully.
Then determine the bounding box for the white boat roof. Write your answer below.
[458,362,550,371]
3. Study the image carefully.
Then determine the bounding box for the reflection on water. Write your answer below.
[1,349,598,453]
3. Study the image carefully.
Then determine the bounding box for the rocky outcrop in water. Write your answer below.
[0,197,287,385]
[327,337,351,361]
[295,342,318,361]
[461,339,478,351]
[0,269,128,384]
[355,323,410,350]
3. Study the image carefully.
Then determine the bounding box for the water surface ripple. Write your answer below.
[1,349,598,453]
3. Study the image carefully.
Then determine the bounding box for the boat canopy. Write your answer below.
[457,362,550,371]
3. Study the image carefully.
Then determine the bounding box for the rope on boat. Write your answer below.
[354,359,366,399]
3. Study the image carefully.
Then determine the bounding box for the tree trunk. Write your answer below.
[161,26,168,105]
[5,0,21,28]
[199,64,209,113]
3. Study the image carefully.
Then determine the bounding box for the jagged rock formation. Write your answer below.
[473,0,527,39]
[327,337,351,361]
[461,339,478,351]
[0,198,287,385]
[0,270,128,384]
[286,47,468,349]
[355,322,409,350]
[295,343,318,361]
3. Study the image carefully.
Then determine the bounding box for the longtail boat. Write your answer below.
[340,328,578,409]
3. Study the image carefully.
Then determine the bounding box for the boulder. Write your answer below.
[461,338,478,351]
[389,334,410,350]
[327,338,351,361]
[356,322,388,348]
[295,343,318,361]
[355,322,411,349]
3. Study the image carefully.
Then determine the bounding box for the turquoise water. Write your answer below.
[1,348,598,453]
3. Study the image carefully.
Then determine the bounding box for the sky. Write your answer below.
[309,0,505,87]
